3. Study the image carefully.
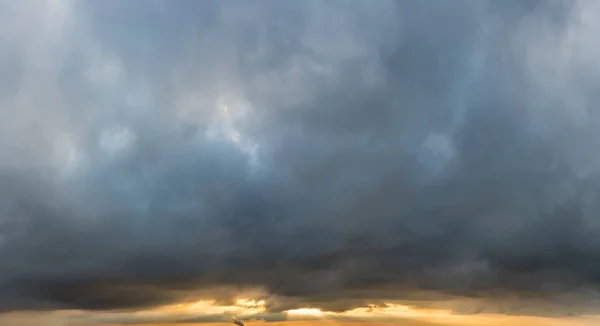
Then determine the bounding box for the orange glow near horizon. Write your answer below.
[4,299,600,326]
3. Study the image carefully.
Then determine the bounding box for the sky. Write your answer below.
[2,0,600,325]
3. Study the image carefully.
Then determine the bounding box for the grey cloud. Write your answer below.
[1,0,600,318]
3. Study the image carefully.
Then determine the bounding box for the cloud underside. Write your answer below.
[2,0,600,318]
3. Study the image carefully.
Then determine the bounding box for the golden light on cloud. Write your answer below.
[281,303,454,321]
[151,297,267,317]
[236,298,267,310]
[278,303,600,326]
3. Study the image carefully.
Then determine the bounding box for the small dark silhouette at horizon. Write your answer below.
[232,316,244,326]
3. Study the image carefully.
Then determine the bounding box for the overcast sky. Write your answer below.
[2,0,600,325]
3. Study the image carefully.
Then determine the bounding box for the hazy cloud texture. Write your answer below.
[2,0,600,317]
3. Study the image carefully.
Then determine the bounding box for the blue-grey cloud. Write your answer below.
[1,0,600,317]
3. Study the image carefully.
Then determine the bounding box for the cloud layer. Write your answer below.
[2,0,600,317]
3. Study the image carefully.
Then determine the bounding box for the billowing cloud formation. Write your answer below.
[2,0,600,317]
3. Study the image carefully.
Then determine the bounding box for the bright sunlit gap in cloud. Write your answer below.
[283,303,464,323]
[285,308,325,317]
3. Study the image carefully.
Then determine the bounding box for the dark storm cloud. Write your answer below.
[2,0,600,317]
